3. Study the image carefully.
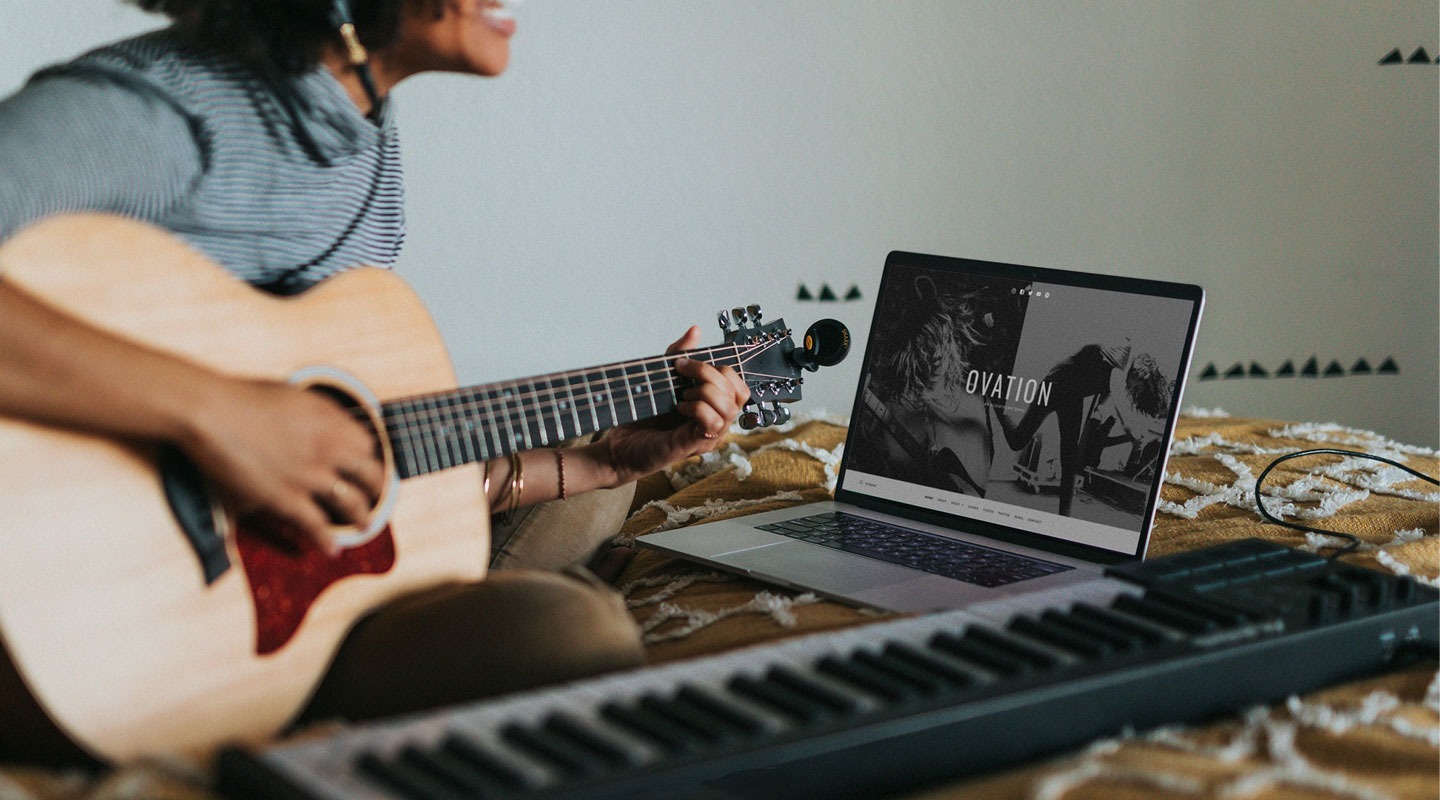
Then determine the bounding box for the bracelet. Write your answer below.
[507,451,525,517]
[555,448,568,500]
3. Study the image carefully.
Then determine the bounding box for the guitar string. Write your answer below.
[377,337,787,429]
[371,336,798,471]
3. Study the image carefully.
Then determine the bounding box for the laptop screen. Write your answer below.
[837,252,1204,559]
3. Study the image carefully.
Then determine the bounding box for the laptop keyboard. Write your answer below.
[756,511,1073,588]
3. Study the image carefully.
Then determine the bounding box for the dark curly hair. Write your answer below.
[1123,352,1173,418]
[129,0,441,74]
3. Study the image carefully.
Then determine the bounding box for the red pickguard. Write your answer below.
[235,525,396,655]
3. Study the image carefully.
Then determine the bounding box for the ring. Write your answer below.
[702,431,720,440]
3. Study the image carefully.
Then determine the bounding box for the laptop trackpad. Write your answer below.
[720,542,918,593]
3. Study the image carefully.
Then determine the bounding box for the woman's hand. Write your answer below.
[181,377,387,556]
[582,326,750,488]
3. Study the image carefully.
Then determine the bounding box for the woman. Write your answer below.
[0,0,748,736]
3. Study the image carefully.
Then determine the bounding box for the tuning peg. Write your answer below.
[739,403,763,430]
[717,309,732,331]
[746,304,763,325]
[770,403,791,425]
[731,307,749,326]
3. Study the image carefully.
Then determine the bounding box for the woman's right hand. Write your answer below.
[180,377,387,556]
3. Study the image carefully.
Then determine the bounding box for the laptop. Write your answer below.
[640,250,1205,612]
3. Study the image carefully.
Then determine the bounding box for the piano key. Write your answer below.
[598,701,703,755]
[816,655,922,704]
[638,693,741,745]
[768,663,868,716]
[881,641,984,687]
[1113,593,1217,634]
[437,733,532,792]
[540,713,641,768]
[499,721,608,779]
[1144,585,1251,626]
[1039,609,1145,652]
[1070,602,1180,645]
[850,649,949,694]
[963,626,1067,669]
[1007,616,1112,660]
[727,673,832,724]
[396,745,509,799]
[356,752,470,800]
[675,686,772,736]
[929,630,1028,677]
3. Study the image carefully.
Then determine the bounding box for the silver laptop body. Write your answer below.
[642,251,1204,613]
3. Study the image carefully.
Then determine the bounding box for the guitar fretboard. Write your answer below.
[381,342,765,480]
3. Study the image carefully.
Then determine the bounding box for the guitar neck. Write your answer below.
[383,344,737,479]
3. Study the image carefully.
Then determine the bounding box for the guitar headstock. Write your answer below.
[718,304,850,430]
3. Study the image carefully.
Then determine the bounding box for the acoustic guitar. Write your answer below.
[0,214,848,764]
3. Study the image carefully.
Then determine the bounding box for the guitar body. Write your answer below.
[0,215,489,762]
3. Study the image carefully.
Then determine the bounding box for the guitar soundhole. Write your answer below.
[234,379,398,655]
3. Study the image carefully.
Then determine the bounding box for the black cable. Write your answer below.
[1253,448,1439,560]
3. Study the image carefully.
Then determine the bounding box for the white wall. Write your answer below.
[3,1,1435,446]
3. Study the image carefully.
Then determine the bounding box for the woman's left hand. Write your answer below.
[583,325,750,487]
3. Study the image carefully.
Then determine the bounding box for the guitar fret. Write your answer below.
[562,373,584,440]
[527,378,549,448]
[552,377,572,443]
[580,369,605,432]
[440,393,469,470]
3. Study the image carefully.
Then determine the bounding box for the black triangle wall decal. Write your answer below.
[1408,47,1432,63]
[796,284,813,301]
[1223,363,1246,379]
[1275,360,1296,377]
[1350,358,1373,375]
[1199,363,1219,380]
[1377,357,1400,374]
[844,285,862,301]
[1301,356,1320,377]
[1380,48,1404,64]
[1247,362,1269,378]
[818,284,837,301]
[1322,360,1346,377]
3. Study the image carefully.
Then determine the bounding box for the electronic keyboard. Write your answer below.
[217,539,1438,800]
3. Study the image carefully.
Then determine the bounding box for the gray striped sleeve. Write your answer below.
[0,74,202,244]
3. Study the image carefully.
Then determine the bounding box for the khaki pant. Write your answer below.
[299,568,644,724]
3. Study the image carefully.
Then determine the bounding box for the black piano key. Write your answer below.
[1008,616,1112,660]
[815,655,920,703]
[1113,593,1217,634]
[1070,602,1179,644]
[851,649,948,694]
[1040,609,1146,652]
[882,641,980,687]
[599,701,703,754]
[637,693,738,745]
[675,686,769,736]
[768,664,865,715]
[1146,585,1251,626]
[929,630,1028,677]
[500,721,607,779]
[963,626,1063,669]
[541,713,640,768]
[727,673,831,724]
[439,734,531,791]
[356,752,470,800]
[397,745,509,799]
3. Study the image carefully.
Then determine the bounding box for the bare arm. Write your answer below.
[0,281,384,554]
[478,326,750,511]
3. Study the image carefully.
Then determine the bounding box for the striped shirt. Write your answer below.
[0,28,405,292]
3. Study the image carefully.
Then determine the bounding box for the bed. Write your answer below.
[1,412,1436,799]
